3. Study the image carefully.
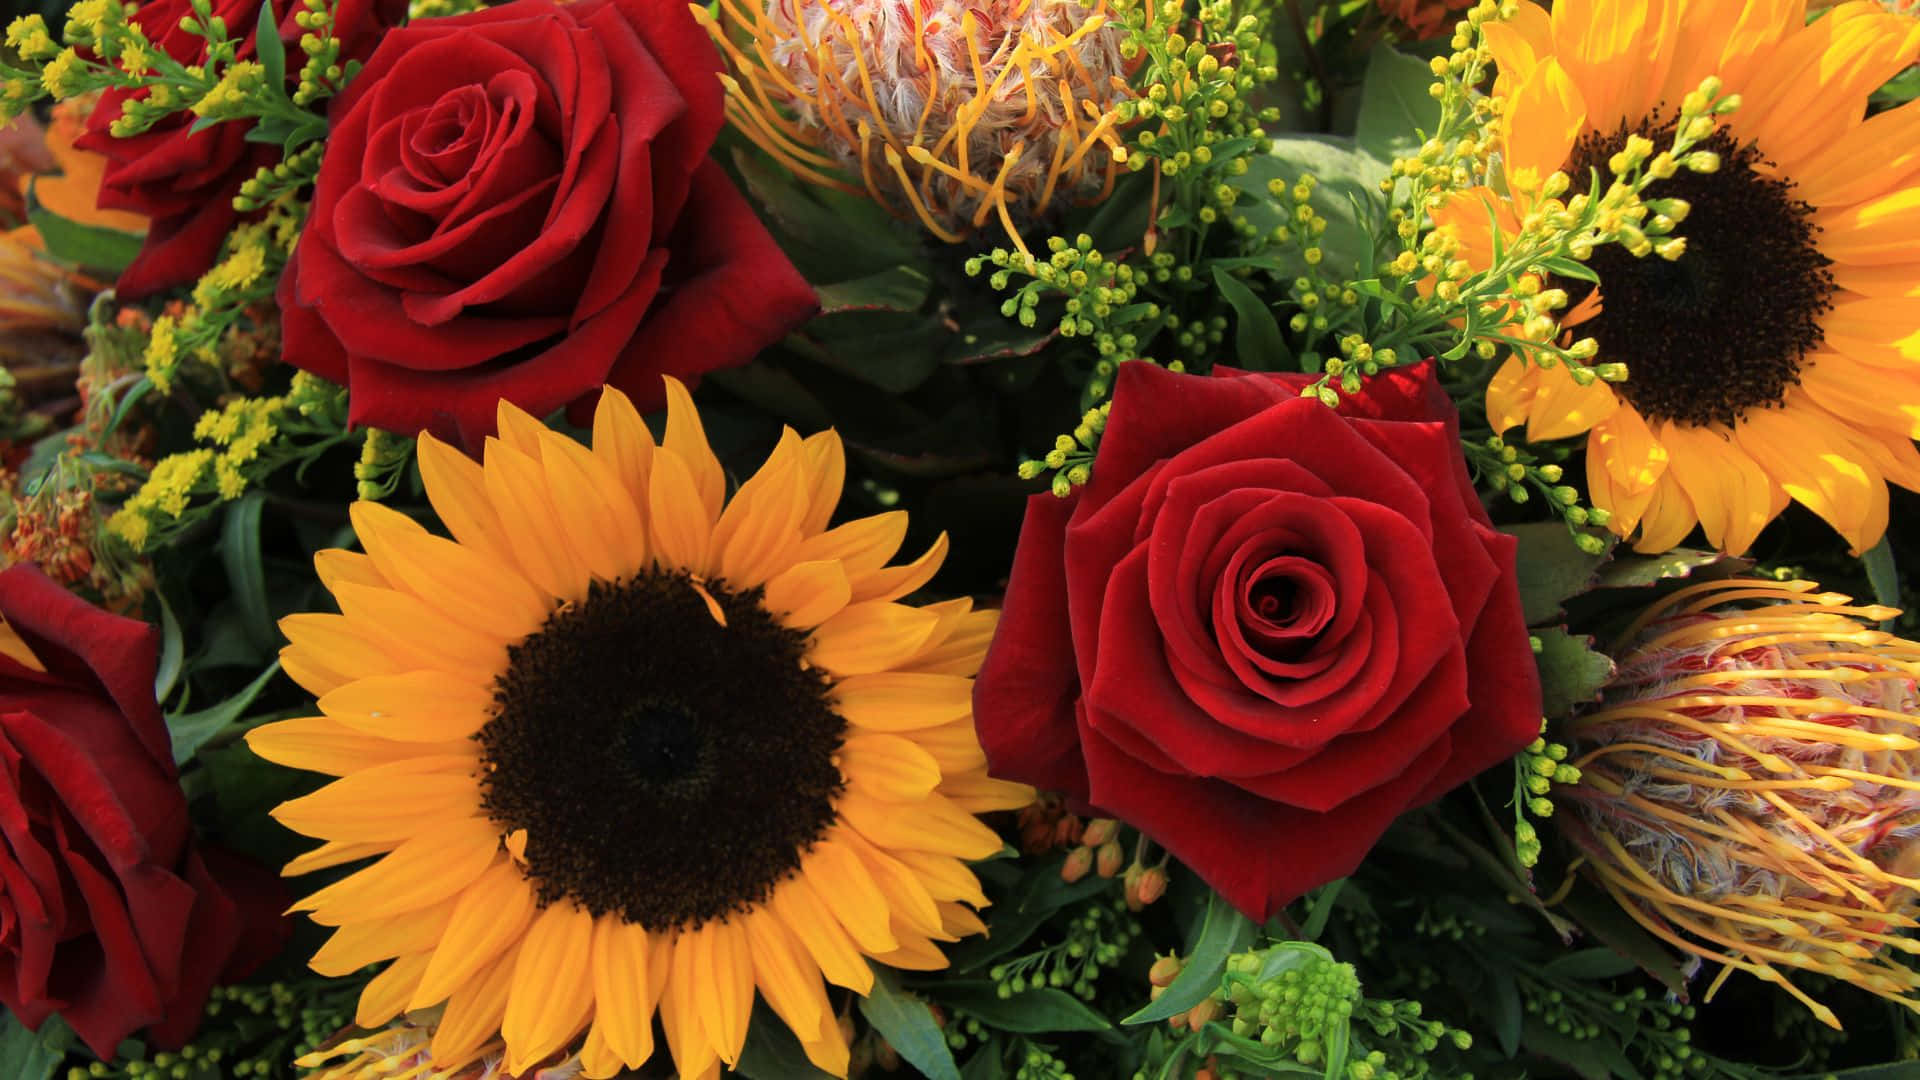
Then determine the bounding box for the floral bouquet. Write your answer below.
[1,0,1918,1075]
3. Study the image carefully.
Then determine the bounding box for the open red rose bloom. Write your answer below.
[0,566,285,1059]
[277,0,817,450]
[76,0,406,297]
[975,362,1542,920]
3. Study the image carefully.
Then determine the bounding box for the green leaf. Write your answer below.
[154,590,184,706]
[858,967,962,1080]
[947,858,1113,974]
[25,178,143,274]
[1557,882,1689,996]
[1861,536,1899,630]
[1297,879,1344,942]
[958,1037,1007,1080]
[221,493,276,653]
[167,659,281,765]
[1212,266,1288,371]
[1354,44,1441,165]
[1487,968,1522,1057]
[0,1012,74,1080]
[815,266,932,315]
[1123,891,1256,1024]
[733,1002,837,1080]
[1532,255,1600,285]
[1535,628,1616,720]
[926,982,1112,1034]
[1539,947,1639,981]
[1521,1019,1640,1079]
[1592,547,1741,589]
[254,0,285,90]
[104,375,154,439]
[1231,136,1389,283]
[1503,522,1614,626]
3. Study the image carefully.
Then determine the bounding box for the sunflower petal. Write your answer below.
[272,756,479,842]
[417,432,520,571]
[592,385,656,511]
[809,602,942,676]
[502,903,598,1073]
[412,860,539,1009]
[762,559,853,628]
[432,941,521,1067]
[355,951,432,1028]
[590,917,657,1068]
[662,375,727,525]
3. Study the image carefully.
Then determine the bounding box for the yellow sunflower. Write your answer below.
[247,378,1033,1080]
[1442,0,1920,555]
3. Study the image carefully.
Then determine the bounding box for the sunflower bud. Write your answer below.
[1562,577,1920,1030]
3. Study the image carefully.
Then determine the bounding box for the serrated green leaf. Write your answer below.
[254,0,285,90]
[1540,947,1639,980]
[1124,891,1256,1024]
[1354,45,1441,164]
[858,967,962,1080]
[815,266,932,314]
[927,981,1112,1033]
[25,179,143,274]
[167,659,281,764]
[0,1012,74,1080]
[1504,521,1614,626]
[221,492,276,652]
[1535,628,1615,720]
[1212,266,1288,371]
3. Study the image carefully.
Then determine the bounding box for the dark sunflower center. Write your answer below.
[1562,119,1834,427]
[477,570,845,931]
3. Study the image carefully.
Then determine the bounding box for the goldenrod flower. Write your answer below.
[1562,577,1920,1029]
[249,378,1031,1080]
[699,0,1131,253]
[1439,0,1920,555]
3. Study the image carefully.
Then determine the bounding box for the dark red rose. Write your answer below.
[277,0,818,451]
[974,362,1541,920]
[0,565,287,1058]
[75,0,406,298]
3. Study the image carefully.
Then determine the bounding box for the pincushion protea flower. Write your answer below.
[698,0,1131,253]
[1561,577,1920,1028]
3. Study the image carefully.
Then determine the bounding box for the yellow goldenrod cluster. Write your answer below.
[1564,577,1920,1029]
[108,372,349,552]
[352,426,414,501]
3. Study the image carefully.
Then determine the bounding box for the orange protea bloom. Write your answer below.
[1437,0,1920,556]
[1562,577,1920,1028]
[249,378,1032,1080]
[698,0,1132,253]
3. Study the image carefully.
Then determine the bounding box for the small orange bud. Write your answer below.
[1081,817,1121,847]
[1061,845,1094,883]
[1148,953,1183,987]
[1131,865,1169,909]
[1185,997,1222,1032]
[1095,839,1125,878]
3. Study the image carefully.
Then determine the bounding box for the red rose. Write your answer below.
[0,565,287,1058]
[277,0,818,450]
[974,362,1541,919]
[75,0,406,298]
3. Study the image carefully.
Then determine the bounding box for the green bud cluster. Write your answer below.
[354,426,416,501]
[989,896,1142,1004]
[69,978,362,1079]
[1463,433,1611,546]
[1511,720,1583,865]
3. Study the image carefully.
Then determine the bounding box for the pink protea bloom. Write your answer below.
[700,0,1132,252]
[1561,576,1920,1029]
